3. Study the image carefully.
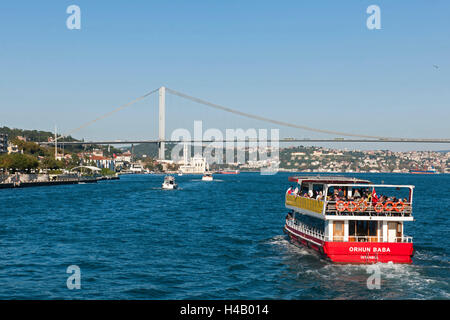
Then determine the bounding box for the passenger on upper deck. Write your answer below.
[287,186,293,195]
[316,191,323,200]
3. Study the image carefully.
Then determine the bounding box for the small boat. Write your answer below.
[162,175,178,189]
[202,172,213,181]
[178,171,183,176]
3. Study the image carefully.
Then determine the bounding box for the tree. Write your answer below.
[39,157,64,170]
[100,168,115,176]
[0,153,39,173]
[167,163,180,171]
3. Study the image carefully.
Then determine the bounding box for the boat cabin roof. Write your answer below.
[288,175,372,185]
[288,175,414,189]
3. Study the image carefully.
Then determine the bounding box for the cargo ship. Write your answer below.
[284,176,414,264]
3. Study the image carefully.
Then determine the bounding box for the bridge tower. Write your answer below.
[158,86,166,160]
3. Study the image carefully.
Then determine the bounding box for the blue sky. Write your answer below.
[0,1,449,151]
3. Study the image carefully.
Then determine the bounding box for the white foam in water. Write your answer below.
[266,235,309,257]
[414,250,450,265]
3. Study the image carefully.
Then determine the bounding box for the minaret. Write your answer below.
[54,125,57,160]
[183,143,189,165]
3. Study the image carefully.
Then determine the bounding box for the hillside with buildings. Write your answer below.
[279,146,450,173]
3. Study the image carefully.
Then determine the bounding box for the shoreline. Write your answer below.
[0,174,119,189]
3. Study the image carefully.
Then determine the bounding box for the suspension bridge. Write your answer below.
[40,86,450,160]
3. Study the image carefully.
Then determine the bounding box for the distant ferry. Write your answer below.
[284,176,415,264]
[217,170,240,175]
[409,168,437,174]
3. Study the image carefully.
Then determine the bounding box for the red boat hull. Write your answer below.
[285,224,413,264]
[323,242,413,264]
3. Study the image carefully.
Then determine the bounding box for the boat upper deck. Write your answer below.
[285,175,415,220]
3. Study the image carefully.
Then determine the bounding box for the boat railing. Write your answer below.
[329,235,413,243]
[285,194,324,215]
[285,218,326,241]
[286,218,413,243]
[324,200,413,217]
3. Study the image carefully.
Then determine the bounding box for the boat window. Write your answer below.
[327,186,335,197]
[349,220,356,236]
[313,184,324,193]
[357,221,367,237]
[368,221,377,237]
[300,183,309,195]
[350,221,377,237]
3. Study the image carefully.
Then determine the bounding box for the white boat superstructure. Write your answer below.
[162,175,178,189]
[202,172,213,181]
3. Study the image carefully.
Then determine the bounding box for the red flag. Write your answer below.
[372,188,378,203]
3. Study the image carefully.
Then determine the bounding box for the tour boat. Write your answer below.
[284,176,414,264]
[202,172,213,181]
[162,175,178,189]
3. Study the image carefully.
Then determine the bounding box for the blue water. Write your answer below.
[0,173,448,299]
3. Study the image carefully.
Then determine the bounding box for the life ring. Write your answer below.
[357,200,368,212]
[374,202,384,213]
[346,201,358,212]
[393,201,405,212]
[384,201,395,212]
[335,201,347,212]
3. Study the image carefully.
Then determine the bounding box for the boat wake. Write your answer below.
[266,237,449,299]
[266,235,316,258]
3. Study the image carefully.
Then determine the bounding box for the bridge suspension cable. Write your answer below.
[166,87,403,140]
[58,87,159,140]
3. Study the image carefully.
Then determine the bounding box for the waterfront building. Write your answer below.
[92,149,104,157]
[179,153,209,174]
[56,153,72,161]
[129,162,145,173]
[115,151,132,163]
[90,155,115,171]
